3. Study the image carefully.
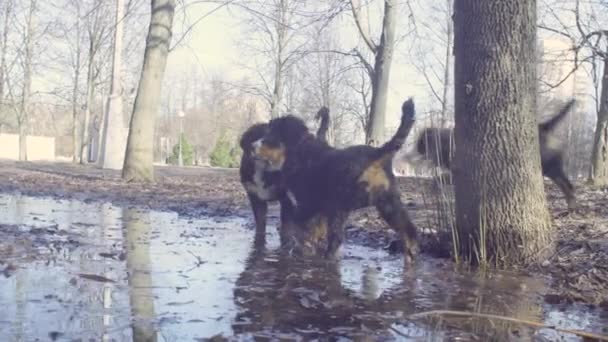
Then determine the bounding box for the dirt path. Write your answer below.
[0,160,607,306]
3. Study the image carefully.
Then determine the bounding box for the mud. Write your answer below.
[0,161,607,339]
[0,194,607,340]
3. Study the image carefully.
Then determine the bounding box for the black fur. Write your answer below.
[413,100,577,209]
[239,107,332,242]
[256,98,419,262]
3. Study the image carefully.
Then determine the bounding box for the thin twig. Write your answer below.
[407,310,608,341]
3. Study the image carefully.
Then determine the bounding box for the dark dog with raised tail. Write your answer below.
[253,99,419,262]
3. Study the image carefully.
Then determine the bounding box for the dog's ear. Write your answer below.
[240,123,268,151]
[267,115,309,147]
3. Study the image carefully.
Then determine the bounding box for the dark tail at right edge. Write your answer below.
[378,98,416,157]
[539,99,576,133]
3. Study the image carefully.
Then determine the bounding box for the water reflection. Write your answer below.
[124,208,158,342]
[0,194,606,341]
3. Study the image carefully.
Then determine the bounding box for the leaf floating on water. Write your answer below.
[166,300,195,306]
[99,252,117,259]
[48,331,63,341]
[78,273,116,283]
[2,264,17,278]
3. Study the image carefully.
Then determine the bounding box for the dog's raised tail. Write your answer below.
[540,99,576,133]
[377,98,416,156]
[315,106,330,143]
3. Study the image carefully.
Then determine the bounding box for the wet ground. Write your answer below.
[1,194,607,341]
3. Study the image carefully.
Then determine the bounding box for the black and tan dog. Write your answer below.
[253,99,419,262]
[239,108,330,242]
[407,99,577,210]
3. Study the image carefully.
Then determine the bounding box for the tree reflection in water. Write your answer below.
[124,208,158,342]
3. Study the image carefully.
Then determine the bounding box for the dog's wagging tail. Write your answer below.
[378,98,415,156]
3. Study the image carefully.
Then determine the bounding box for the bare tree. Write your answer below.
[69,1,83,163]
[453,0,551,266]
[123,0,176,181]
[0,0,11,121]
[80,1,113,164]
[349,0,397,145]
[538,0,608,185]
[99,0,126,170]
[16,0,38,161]
[236,0,318,118]
[411,0,453,128]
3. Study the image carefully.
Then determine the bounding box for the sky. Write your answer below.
[164,1,430,133]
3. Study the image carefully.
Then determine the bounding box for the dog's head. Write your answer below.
[252,115,309,170]
[240,123,269,154]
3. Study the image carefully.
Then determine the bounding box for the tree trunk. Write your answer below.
[80,41,96,164]
[440,0,453,128]
[453,0,551,266]
[269,0,287,119]
[72,3,82,163]
[122,0,175,182]
[0,0,11,105]
[366,0,396,146]
[99,0,126,170]
[19,0,36,162]
[588,56,608,186]
[269,61,283,119]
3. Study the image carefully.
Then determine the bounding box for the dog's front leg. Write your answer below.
[247,193,268,244]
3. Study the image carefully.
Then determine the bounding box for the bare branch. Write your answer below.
[349,0,376,53]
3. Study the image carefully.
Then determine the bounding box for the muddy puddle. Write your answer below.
[0,194,606,341]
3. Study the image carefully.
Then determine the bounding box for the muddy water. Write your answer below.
[0,194,606,341]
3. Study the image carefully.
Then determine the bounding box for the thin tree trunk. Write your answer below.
[366,0,396,146]
[440,0,453,128]
[0,0,11,105]
[72,3,82,163]
[19,0,36,162]
[453,0,551,266]
[99,0,126,170]
[122,0,175,182]
[80,41,96,164]
[269,0,287,119]
[589,56,608,186]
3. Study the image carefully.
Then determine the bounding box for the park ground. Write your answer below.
[0,159,607,308]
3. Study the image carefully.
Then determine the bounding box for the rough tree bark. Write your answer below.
[122,0,176,182]
[589,56,608,185]
[453,0,551,266]
[350,0,397,146]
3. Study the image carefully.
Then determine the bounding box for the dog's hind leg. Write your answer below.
[248,193,268,243]
[375,191,419,264]
[545,166,576,211]
[325,211,348,259]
